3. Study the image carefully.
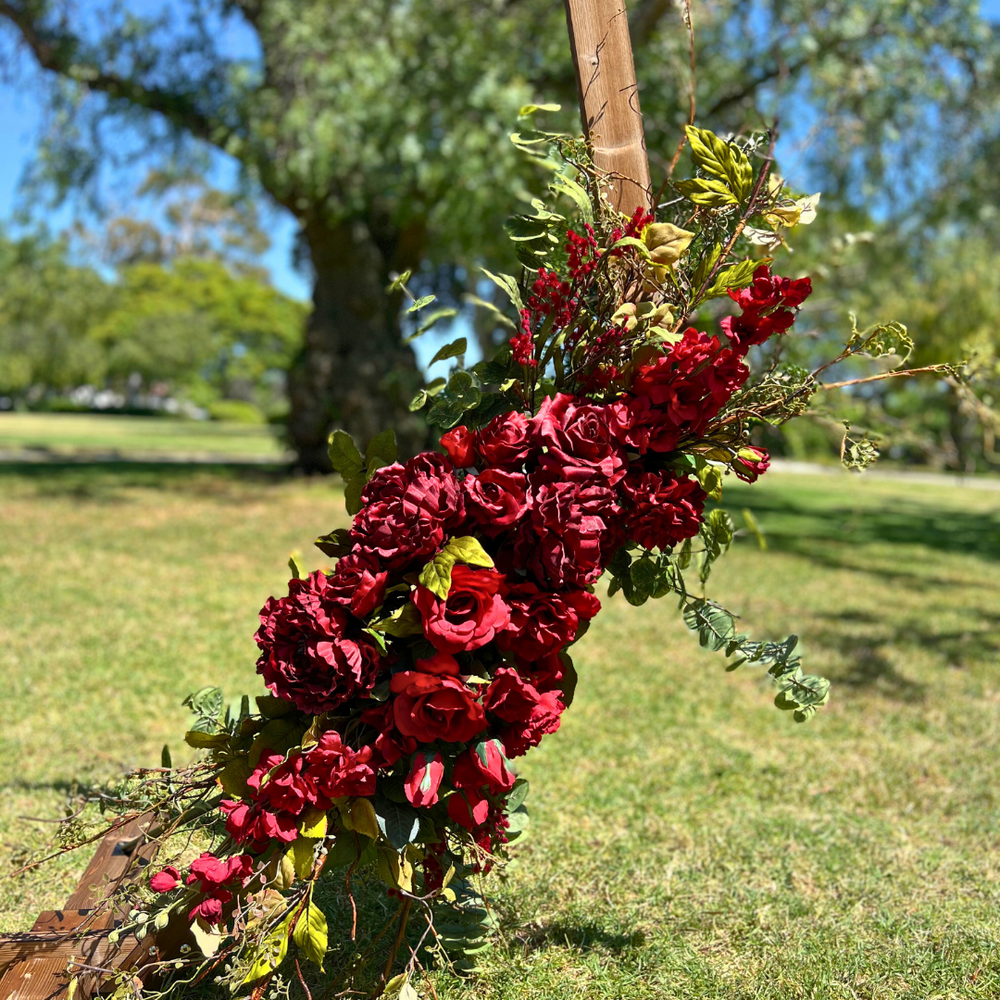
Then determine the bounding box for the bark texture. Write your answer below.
[286,218,428,472]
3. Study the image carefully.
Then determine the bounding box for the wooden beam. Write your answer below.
[563,0,652,215]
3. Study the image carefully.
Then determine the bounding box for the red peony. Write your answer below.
[219,799,298,847]
[721,265,812,350]
[463,469,529,533]
[326,550,389,618]
[619,470,705,550]
[497,581,601,660]
[185,852,254,925]
[308,731,377,800]
[412,564,511,654]
[610,328,748,454]
[349,453,466,571]
[531,393,626,484]
[516,480,620,588]
[390,670,486,743]
[255,571,382,715]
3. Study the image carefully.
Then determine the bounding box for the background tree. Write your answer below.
[0,229,112,400]
[0,0,997,467]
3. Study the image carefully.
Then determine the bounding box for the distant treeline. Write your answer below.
[0,230,307,423]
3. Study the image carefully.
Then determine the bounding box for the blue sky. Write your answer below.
[2,0,999,306]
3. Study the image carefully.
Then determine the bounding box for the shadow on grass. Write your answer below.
[812,609,1000,693]
[512,918,645,956]
[727,490,1000,561]
[0,460,297,500]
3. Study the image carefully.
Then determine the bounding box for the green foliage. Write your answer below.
[682,599,830,722]
[684,125,754,202]
[327,428,397,515]
[0,230,305,415]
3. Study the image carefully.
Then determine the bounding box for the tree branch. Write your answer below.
[0,1,234,149]
[704,30,875,121]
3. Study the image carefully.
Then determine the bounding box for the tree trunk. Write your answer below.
[287,217,427,472]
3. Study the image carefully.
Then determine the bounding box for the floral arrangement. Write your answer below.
[79,120,945,1000]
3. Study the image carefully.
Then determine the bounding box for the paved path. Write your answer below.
[0,447,292,465]
[769,459,1000,491]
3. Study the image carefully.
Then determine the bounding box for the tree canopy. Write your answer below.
[1,0,998,465]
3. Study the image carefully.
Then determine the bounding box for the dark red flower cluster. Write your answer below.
[151,852,254,925]
[220,731,376,849]
[151,249,809,921]
[721,265,812,349]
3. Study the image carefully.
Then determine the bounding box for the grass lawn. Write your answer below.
[0,412,289,458]
[0,464,998,998]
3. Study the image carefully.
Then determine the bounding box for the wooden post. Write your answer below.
[563,0,653,215]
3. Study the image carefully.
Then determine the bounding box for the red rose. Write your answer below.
[404,751,445,807]
[733,445,770,483]
[485,667,564,758]
[413,651,462,676]
[390,670,486,743]
[531,393,626,484]
[412,564,511,654]
[255,571,383,715]
[463,469,528,533]
[441,425,477,468]
[359,701,417,767]
[476,410,533,470]
[497,582,600,660]
[516,480,620,588]
[350,453,466,571]
[452,739,516,795]
[447,787,489,831]
[326,550,389,618]
[518,650,572,695]
[618,471,705,550]
[150,866,181,893]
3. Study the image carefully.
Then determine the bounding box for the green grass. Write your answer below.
[1,465,998,998]
[0,412,288,458]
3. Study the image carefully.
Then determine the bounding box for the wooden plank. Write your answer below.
[563,0,652,214]
[0,814,158,999]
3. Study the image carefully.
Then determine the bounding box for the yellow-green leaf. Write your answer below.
[348,797,382,841]
[242,912,293,984]
[287,550,306,580]
[675,177,738,207]
[370,602,424,637]
[643,223,695,268]
[289,837,317,880]
[292,899,328,969]
[418,536,494,600]
[298,806,328,840]
[184,730,228,750]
